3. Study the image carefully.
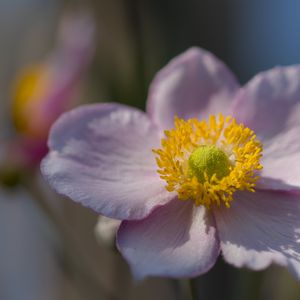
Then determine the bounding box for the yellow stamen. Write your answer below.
[153,114,263,208]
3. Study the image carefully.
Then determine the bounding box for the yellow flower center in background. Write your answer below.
[12,64,49,136]
[153,114,263,208]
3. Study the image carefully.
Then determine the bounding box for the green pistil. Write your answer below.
[188,145,230,183]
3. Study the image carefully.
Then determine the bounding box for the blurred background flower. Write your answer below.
[11,9,95,168]
[0,3,97,300]
[1,0,300,299]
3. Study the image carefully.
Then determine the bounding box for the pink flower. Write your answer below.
[41,47,300,280]
[11,11,95,166]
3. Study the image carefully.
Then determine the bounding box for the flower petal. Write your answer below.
[117,198,220,279]
[214,190,300,280]
[258,126,300,190]
[147,47,239,129]
[232,65,300,141]
[41,103,175,220]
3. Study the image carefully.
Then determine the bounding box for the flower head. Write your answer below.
[11,11,95,166]
[154,114,263,208]
[42,47,300,280]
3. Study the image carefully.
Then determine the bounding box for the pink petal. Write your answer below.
[41,103,175,220]
[117,198,220,279]
[41,12,95,124]
[213,190,300,280]
[147,47,240,130]
[23,12,95,139]
[258,126,300,190]
[232,65,300,141]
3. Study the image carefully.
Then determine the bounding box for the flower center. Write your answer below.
[153,114,263,208]
[188,145,230,183]
[12,64,49,136]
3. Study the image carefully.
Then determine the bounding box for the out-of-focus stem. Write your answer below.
[124,0,147,108]
[21,172,118,300]
[189,278,199,300]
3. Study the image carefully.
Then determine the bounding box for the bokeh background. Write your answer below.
[1,0,300,299]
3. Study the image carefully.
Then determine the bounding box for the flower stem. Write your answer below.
[189,278,200,300]
[21,172,118,300]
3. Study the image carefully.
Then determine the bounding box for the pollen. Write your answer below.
[153,114,263,208]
